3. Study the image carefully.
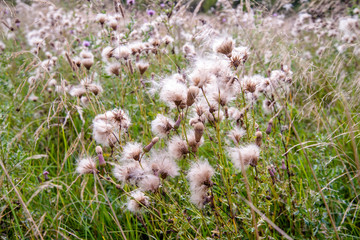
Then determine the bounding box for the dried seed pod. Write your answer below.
[144,137,159,152]
[268,167,275,178]
[174,114,183,129]
[194,122,204,142]
[255,130,262,147]
[186,86,199,106]
[266,119,273,135]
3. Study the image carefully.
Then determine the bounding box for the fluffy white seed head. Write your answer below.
[213,37,234,57]
[69,85,86,97]
[106,62,121,76]
[113,46,131,60]
[101,46,114,62]
[187,160,214,208]
[127,191,149,213]
[159,79,187,108]
[151,114,174,137]
[95,13,107,25]
[121,142,143,161]
[147,150,179,179]
[138,174,160,192]
[187,160,214,189]
[113,162,145,184]
[228,144,260,170]
[228,126,246,145]
[76,157,97,174]
[168,136,189,159]
[92,118,118,147]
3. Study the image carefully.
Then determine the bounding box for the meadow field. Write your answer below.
[0,0,360,239]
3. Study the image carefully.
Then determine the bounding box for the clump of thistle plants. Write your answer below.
[1,0,359,239]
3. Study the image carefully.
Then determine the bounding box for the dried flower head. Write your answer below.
[28,94,39,102]
[183,43,196,58]
[106,62,121,76]
[255,131,262,147]
[162,35,174,45]
[230,47,249,68]
[81,58,94,70]
[194,122,204,143]
[214,37,234,57]
[262,99,275,114]
[189,68,214,89]
[108,19,118,30]
[136,61,149,75]
[187,130,204,153]
[242,76,258,93]
[69,85,86,97]
[81,78,103,95]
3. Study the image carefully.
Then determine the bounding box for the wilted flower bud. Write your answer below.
[268,167,275,178]
[194,122,204,142]
[144,137,159,152]
[281,160,286,170]
[174,114,183,129]
[271,165,277,175]
[255,130,262,147]
[96,146,106,167]
[186,86,199,106]
[43,171,49,181]
[266,119,273,135]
